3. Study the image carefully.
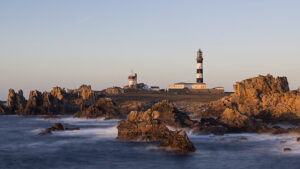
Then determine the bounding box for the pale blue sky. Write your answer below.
[0,0,300,100]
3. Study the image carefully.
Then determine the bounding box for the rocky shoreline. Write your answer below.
[1,74,300,153]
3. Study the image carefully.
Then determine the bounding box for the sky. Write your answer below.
[0,0,300,100]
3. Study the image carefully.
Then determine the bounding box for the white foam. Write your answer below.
[53,126,118,139]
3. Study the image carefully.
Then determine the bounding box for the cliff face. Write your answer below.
[202,74,300,128]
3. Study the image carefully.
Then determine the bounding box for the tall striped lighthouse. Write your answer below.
[196,49,204,83]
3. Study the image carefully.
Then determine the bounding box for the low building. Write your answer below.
[168,83,207,90]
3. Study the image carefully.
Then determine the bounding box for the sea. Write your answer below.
[1,115,300,169]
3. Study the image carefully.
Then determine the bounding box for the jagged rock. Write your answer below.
[50,87,66,100]
[74,98,122,119]
[6,89,26,114]
[151,100,195,128]
[22,90,44,115]
[72,85,95,100]
[117,110,196,152]
[105,87,124,95]
[220,108,255,132]
[198,74,300,133]
[159,130,196,152]
[233,74,289,101]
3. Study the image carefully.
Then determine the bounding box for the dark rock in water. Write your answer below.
[117,110,196,153]
[283,148,292,152]
[38,123,80,135]
[297,137,300,142]
[74,98,122,119]
[51,123,64,131]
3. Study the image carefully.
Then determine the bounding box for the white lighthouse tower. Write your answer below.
[128,72,137,87]
[196,49,204,83]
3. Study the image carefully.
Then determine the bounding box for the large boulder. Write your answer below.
[6,89,26,114]
[74,98,122,119]
[117,110,196,153]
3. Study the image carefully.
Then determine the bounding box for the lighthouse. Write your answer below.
[128,72,137,87]
[196,49,204,83]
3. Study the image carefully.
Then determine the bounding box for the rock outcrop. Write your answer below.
[22,90,44,115]
[6,89,26,114]
[117,110,196,153]
[151,100,195,128]
[16,85,98,115]
[198,74,300,133]
[74,98,122,119]
[39,123,80,135]
[69,85,95,101]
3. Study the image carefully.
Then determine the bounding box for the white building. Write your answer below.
[128,72,137,87]
[168,83,206,90]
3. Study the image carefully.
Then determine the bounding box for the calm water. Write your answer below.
[1,115,300,169]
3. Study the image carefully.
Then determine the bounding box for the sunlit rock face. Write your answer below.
[117,109,196,153]
[6,89,27,114]
[201,74,300,128]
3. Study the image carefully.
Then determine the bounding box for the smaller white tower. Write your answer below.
[128,72,137,87]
